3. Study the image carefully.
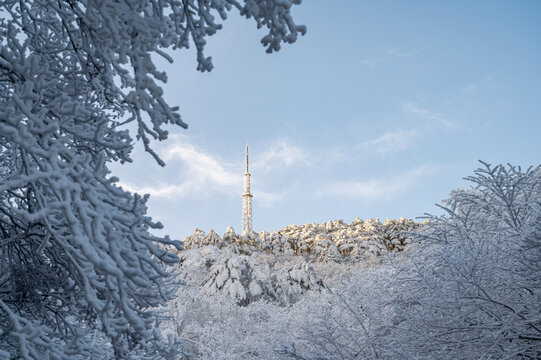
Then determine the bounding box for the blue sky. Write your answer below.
[111,0,541,240]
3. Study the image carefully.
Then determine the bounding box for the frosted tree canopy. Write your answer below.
[0,1,305,358]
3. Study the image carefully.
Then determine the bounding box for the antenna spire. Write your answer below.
[242,145,253,236]
[246,145,249,173]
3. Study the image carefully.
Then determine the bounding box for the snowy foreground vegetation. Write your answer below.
[162,162,541,359]
[0,0,305,358]
[0,1,539,358]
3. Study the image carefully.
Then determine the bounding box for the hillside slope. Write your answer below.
[162,218,422,358]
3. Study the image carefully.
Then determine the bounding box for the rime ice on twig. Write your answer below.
[0,0,305,357]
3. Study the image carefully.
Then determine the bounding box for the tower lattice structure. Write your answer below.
[242,145,253,236]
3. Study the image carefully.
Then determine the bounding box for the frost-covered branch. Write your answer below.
[387,162,541,359]
[0,0,305,357]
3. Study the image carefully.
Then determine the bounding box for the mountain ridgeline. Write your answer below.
[165,163,540,359]
[183,217,426,261]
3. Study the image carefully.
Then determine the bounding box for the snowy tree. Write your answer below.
[183,227,206,249]
[198,247,327,306]
[202,249,276,306]
[0,0,305,358]
[273,262,327,305]
[279,162,541,360]
[165,243,345,358]
[201,229,222,247]
[387,162,541,359]
[276,262,396,360]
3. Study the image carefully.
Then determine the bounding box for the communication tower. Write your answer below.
[242,145,253,236]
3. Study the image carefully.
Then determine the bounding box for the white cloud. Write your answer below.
[118,135,242,198]
[162,141,241,189]
[403,102,455,130]
[316,165,439,201]
[358,129,418,155]
[253,140,311,173]
[117,135,286,204]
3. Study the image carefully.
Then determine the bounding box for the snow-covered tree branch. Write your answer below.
[275,162,540,360]
[0,0,305,358]
[388,162,541,359]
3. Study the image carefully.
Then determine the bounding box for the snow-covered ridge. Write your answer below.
[165,218,419,357]
[166,217,424,310]
[162,163,541,359]
[182,217,426,261]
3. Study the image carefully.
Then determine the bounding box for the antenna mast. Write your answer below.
[242,145,253,236]
[246,145,249,173]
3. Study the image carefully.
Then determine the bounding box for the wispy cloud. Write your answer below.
[253,140,311,173]
[387,46,428,57]
[357,129,419,155]
[360,45,428,67]
[403,102,455,130]
[359,58,379,67]
[117,135,288,203]
[316,165,439,201]
[462,74,496,93]
[119,136,241,198]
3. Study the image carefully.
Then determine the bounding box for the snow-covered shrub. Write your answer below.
[387,162,541,359]
[178,246,221,269]
[385,218,417,250]
[310,233,342,262]
[274,263,328,305]
[201,229,222,248]
[269,232,296,254]
[278,265,395,360]
[183,228,207,249]
[223,226,239,244]
[257,231,273,252]
[191,246,328,307]
[234,232,261,256]
[202,250,276,306]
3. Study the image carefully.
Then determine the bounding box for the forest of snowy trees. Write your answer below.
[184,217,424,260]
[165,162,541,359]
[1,0,540,359]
